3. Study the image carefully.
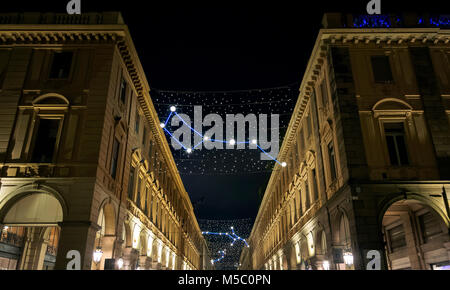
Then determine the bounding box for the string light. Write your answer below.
[153,84,298,176]
[211,250,226,264]
[162,107,287,167]
[202,226,250,248]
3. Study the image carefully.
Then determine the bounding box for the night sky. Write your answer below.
[2,1,448,220]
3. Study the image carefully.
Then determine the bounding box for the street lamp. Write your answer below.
[343,251,353,266]
[117,257,124,270]
[93,246,103,264]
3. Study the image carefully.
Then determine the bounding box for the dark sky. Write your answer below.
[2,0,449,219]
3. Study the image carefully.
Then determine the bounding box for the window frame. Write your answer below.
[110,137,121,179]
[48,50,75,80]
[379,118,411,168]
[28,114,65,164]
[370,54,394,84]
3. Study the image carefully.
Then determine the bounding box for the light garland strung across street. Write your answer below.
[202,226,250,248]
[211,250,226,265]
[160,106,287,168]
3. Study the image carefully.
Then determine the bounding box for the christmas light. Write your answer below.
[162,106,285,167]
[160,123,165,128]
[202,226,249,248]
[211,250,226,264]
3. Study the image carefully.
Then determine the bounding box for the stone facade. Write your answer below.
[0,12,211,270]
[240,13,450,270]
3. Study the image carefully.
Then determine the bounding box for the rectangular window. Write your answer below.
[142,127,147,146]
[110,138,120,179]
[328,141,337,182]
[312,169,319,201]
[49,51,73,79]
[306,114,312,138]
[127,167,135,200]
[148,140,153,162]
[135,112,140,133]
[418,212,442,243]
[320,80,328,108]
[31,119,60,163]
[119,78,127,104]
[304,180,310,210]
[136,177,142,208]
[384,122,409,166]
[388,224,407,252]
[371,55,393,83]
[299,129,305,156]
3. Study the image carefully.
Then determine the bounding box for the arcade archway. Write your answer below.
[382,199,449,270]
[0,192,63,270]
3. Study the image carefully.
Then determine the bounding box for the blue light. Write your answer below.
[353,15,393,28]
[162,106,285,166]
[211,249,226,264]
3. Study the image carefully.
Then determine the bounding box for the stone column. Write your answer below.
[138,255,151,269]
[122,247,139,270]
[54,221,99,270]
[400,212,425,269]
[18,227,49,270]
[98,235,116,270]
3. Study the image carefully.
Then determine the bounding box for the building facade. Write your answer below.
[240,13,450,270]
[0,12,211,270]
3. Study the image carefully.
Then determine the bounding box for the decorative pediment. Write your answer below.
[372,98,413,116]
[33,93,69,106]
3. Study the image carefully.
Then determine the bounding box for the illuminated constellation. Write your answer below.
[202,227,249,264]
[210,249,226,265]
[201,226,249,247]
[160,106,287,167]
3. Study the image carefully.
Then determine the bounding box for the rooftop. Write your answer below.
[322,13,450,29]
[0,12,124,25]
